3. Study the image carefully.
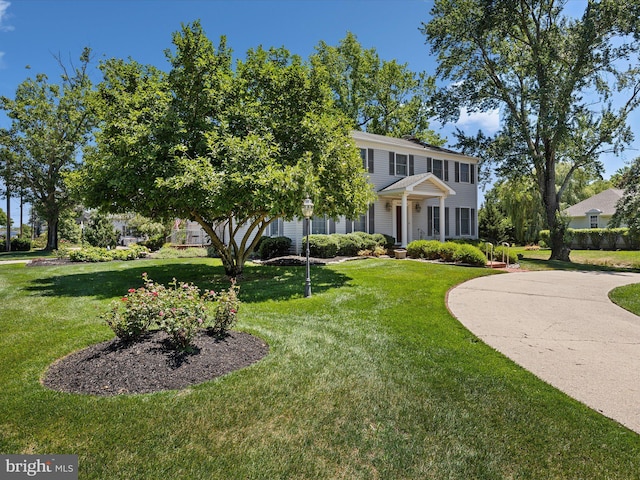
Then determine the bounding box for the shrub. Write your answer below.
[439,242,460,262]
[258,236,292,259]
[493,245,518,264]
[305,235,339,258]
[407,240,442,260]
[103,274,241,350]
[68,245,149,262]
[334,233,363,256]
[140,234,165,252]
[454,244,487,266]
[10,236,31,251]
[208,280,240,336]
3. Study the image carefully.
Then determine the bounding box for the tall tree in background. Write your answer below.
[611,156,640,234]
[424,0,640,260]
[0,49,95,250]
[74,22,374,276]
[311,32,444,145]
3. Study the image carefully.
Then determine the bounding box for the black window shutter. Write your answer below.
[444,160,449,181]
[368,204,375,234]
[409,155,414,176]
[345,219,352,234]
[471,164,476,184]
[329,219,336,234]
[455,208,460,236]
[471,208,476,236]
[427,157,432,173]
[389,152,395,175]
[445,207,450,237]
[455,162,460,183]
[427,206,433,237]
[368,149,374,173]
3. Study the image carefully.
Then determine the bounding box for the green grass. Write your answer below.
[512,247,640,271]
[0,249,55,261]
[1,258,639,479]
[610,283,640,316]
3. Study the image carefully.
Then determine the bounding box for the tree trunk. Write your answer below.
[544,196,571,262]
[45,216,59,251]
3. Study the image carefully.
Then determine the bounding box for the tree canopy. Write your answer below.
[611,157,640,234]
[311,32,444,145]
[0,49,94,250]
[74,22,375,276]
[423,0,640,259]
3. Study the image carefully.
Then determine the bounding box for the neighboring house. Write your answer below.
[177,131,480,253]
[564,188,624,230]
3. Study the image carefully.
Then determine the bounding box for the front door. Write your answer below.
[395,206,402,244]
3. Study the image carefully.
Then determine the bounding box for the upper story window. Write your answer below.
[427,158,449,181]
[360,148,374,173]
[455,161,475,184]
[389,152,414,177]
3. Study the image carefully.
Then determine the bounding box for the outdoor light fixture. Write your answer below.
[302,198,314,297]
[415,203,421,213]
[385,202,392,212]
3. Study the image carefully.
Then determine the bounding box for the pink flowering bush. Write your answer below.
[102,273,240,349]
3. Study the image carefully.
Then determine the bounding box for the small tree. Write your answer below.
[83,212,119,248]
[611,157,640,234]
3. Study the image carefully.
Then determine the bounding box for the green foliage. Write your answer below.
[140,234,165,252]
[10,236,31,252]
[453,243,487,266]
[103,273,239,349]
[406,240,442,260]
[1,49,95,250]
[58,209,82,244]
[611,156,640,235]
[311,32,444,145]
[75,22,375,277]
[68,245,149,262]
[540,228,637,250]
[305,235,339,258]
[154,246,208,259]
[83,212,119,248]
[478,189,514,244]
[423,1,640,259]
[493,245,518,265]
[258,236,292,259]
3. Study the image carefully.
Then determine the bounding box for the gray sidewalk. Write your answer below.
[447,270,640,434]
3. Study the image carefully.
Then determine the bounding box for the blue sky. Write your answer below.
[0,0,636,221]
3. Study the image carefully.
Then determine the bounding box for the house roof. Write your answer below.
[351,130,478,162]
[565,188,623,217]
[378,172,456,198]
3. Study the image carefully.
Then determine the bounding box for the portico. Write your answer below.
[378,173,456,246]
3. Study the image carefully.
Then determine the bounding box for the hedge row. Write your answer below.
[303,232,395,258]
[0,236,32,252]
[67,244,150,262]
[406,240,487,266]
[539,228,639,250]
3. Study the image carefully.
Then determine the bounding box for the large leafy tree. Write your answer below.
[311,32,444,145]
[611,156,640,234]
[0,49,95,250]
[74,22,374,277]
[423,0,640,260]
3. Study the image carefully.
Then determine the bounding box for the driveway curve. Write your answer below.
[447,270,640,434]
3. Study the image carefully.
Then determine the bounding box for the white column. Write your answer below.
[439,196,446,243]
[401,193,408,247]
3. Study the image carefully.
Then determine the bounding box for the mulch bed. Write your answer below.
[27,258,73,267]
[42,330,269,396]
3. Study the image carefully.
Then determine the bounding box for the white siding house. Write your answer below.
[565,188,624,229]
[177,131,479,253]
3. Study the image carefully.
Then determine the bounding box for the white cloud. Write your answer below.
[0,1,13,32]
[455,107,500,135]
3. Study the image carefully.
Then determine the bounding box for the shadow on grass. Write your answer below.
[25,261,352,303]
[520,257,640,273]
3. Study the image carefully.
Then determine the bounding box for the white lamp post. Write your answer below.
[302,198,314,297]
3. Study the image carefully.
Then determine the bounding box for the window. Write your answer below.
[454,162,475,184]
[353,215,367,232]
[590,215,598,229]
[427,206,450,237]
[388,152,414,177]
[455,207,476,237]
[433,159,443,180]
[312,215,328,235]
[269,218,283,237]
[360,148,374,173]
[347,204,375,234]
[396,154,408,176]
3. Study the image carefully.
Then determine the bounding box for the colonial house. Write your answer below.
[176,131,479,253]
[564,188,624,230]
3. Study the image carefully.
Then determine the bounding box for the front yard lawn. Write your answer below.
[610,283,640,316]
[1,258,638,478]
[513,247,640,271]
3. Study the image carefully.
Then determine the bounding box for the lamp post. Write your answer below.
[302,197,314,298]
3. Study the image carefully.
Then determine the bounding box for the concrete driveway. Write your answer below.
[447,270,640,434]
